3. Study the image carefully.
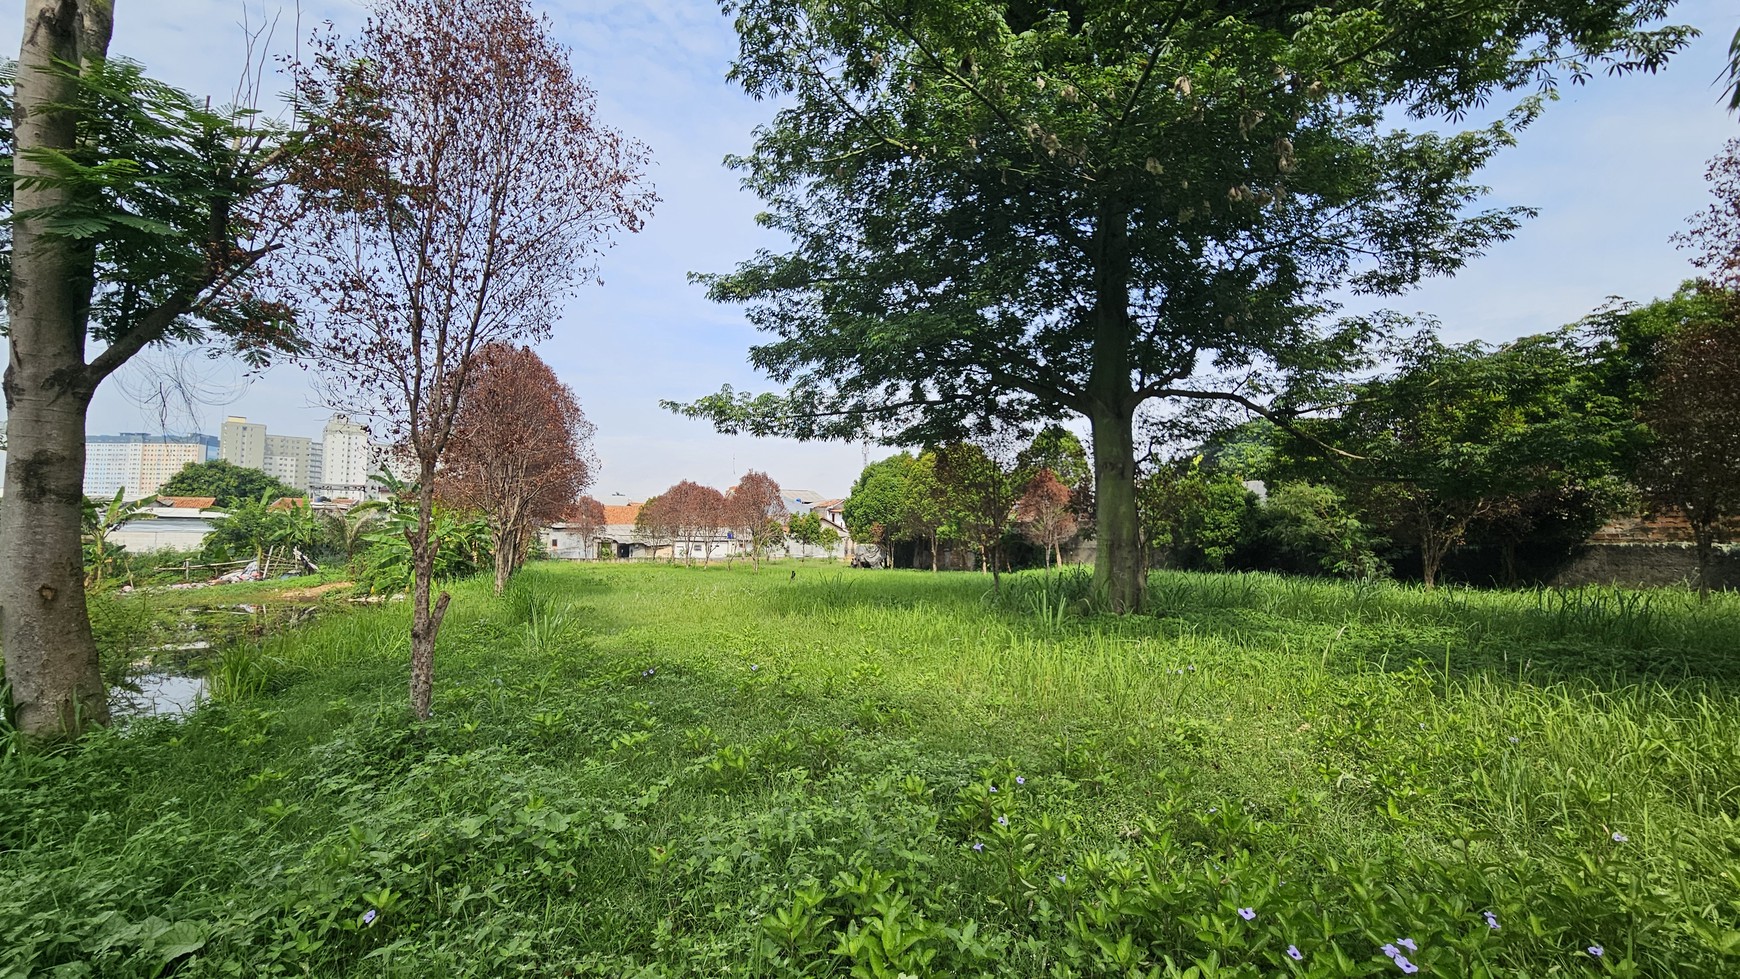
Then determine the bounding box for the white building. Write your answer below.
[220,416,324,493]
[316,415,379,499]
[84,434,218,500]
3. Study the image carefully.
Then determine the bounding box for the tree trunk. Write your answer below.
[1420,528,1443,591]
[408,474,450,719]
[1499,538,1518,589]
[930,534,938,571]
[1,0,115,739]
[1088,405,1144,613]
[492,524,513,595]
[1694,525,1715,603]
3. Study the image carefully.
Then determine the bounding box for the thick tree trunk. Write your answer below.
[1,0,115,739]
[408,476,450,719]
[1088,406,1144,613]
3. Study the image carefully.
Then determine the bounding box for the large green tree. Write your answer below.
[671,0,1690,613]
[3,1,301,737]
[1317,330,1629,588]
[157,459,303,509]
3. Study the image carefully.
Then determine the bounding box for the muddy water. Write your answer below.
[109,603,322,721]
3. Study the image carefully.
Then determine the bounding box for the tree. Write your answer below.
[1321,331,1628,588]
[654,480,727,565]
[2,2,303,737]
[1639,309,1740,599]
[670,0,1690,614]
[1139,455,1257,572]
[563,496,606,559]
[726,470,786,570]
[787,511,824,555]
[158,459,303,509]
[634,494,674,560]
[1258,482,1388,579]
[1017,425,1090,493]
[932,440,1026,590]
[440,343,596,593]
[841,452,917,567]
[278,0,654,719]
[1016,468,1077,569]
[81,489,156,587]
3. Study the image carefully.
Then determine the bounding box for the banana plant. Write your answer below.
[82,489,158,587]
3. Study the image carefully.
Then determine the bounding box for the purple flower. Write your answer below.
[1395,956,1419,974]
[1238,907,1256,921]
[1057,874,1067,884]
[1398,938,1417,952]
[1588,945,1604,958]
[1611,831,1628,843]
[750,664,759,671]
[1016,776,1026,786]
[1484,911,1500,931]
[1287,945,1303,961]
[996,814,1008,826]
[989,785,998,793]
[362,909,378,926]
[1381,944,1399,959]
[971,842,984,852]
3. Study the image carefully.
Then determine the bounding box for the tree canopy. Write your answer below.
[158,459,303,509]
[672,0,1692,612]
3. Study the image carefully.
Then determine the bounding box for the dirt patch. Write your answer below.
[270,581,355,602]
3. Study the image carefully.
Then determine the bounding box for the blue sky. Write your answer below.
[4,0,1736,500]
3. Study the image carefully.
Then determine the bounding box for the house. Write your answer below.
[109,497,227,553]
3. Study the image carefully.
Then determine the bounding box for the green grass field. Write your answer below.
[4,562,1738,977]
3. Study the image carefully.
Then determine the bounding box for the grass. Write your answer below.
[3,562,1738,977]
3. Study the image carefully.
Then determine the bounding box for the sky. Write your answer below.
[3,0,1737,501]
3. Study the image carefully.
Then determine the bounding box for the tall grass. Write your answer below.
[3,562,1736,977]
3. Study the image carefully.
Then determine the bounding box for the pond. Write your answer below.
[107,601,326,721]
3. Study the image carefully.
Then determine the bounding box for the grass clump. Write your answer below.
[2,563,1737,977]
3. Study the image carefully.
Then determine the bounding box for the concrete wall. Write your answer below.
[1550,542,1740,590]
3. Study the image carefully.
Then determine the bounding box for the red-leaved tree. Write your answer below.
[727,471,786,570]
[657,480,726,566]
[563,496,607,558]
[1016,469,1078,569]
[440,344,596,593]
[276,0,653,718]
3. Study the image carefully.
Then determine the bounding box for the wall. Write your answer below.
[1549,542,1740,590]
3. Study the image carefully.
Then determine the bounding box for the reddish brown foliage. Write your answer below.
[1016,468,1078,567]
[641,480,728,565]
[1641,316,1740,598]
[726,471,786,569]
[272,0,654,717]
[440,344,596,590]
[1677,138,1740,294]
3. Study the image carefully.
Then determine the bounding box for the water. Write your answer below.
[112,671,208,719]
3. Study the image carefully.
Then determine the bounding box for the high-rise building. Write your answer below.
[84,433,216,500]
[219,416,267,469]
[220,416,325,492]
[318,415,375,498]
[262,433,316,491]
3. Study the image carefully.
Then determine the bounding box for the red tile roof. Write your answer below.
[603,503,641,526]
[155,496,217,510]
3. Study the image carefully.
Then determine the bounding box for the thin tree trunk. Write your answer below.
[408,473,450,719]
[1420,529,1443,591]
[1,0,115,738]
[492,522,513,595]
